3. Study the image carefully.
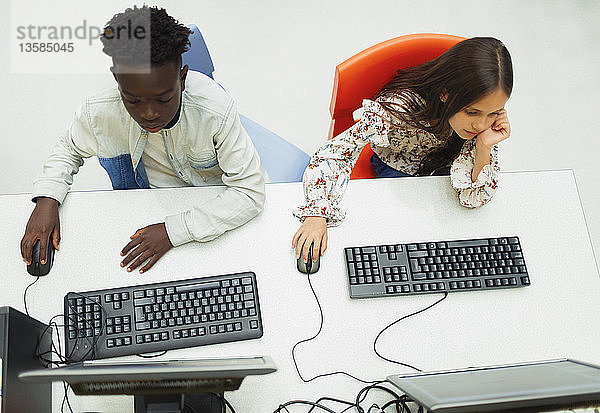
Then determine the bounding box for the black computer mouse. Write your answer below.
[297,242,320,274]
[27,238,55,276]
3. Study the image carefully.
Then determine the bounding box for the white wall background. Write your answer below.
[1,0,599,258]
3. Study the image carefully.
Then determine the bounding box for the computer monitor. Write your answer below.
[19,355,276,413]
[387,359,600,413]
[1,307,52,413]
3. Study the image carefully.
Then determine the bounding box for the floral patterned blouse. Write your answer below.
[293,97,499,226]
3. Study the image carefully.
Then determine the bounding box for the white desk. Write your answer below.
[1,170,598,412]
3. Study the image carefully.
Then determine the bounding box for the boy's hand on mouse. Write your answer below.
[20,197,60,265]
[120,223,173,273]
[292,216,327,264]
[476,109,511,148]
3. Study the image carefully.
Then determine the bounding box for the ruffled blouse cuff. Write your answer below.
[292,198,346,227]
[451,163,497,190]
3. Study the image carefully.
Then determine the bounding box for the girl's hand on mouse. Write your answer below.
[476,109,511,148]
[120,223,173,273]
[21,197,60,265]
[292,216,327,264]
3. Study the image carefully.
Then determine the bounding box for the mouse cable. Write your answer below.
[35,298,104,365]
[183,401,200,413]
[32,314,75,413]
[372,292,449,371]
[307,396,360,413]
[65,291,114,362]
[341,388,413,413]
[350,383,403,413]
[35,314,60,366]
[279,388,368,413]
[35,313,72,367]
[60,382,74,413]
[380,395,415,413]
[292,272,380,385]
[273,378,406,413]
[277,394,362,413]
[274,400,337,413]
[23,275,41,316]
[209,392,237,413]
[280,381,403,413]
[180,392,235,413]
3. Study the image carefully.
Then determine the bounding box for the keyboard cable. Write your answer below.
[372,292,448,371]
[292,259,377,384]
[292,259,450,382]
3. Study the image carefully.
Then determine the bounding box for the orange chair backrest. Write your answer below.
[328,33,466,179]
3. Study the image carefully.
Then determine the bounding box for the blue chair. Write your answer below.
[182,24,310,183]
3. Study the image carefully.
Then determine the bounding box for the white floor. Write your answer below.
[1,0,599,262]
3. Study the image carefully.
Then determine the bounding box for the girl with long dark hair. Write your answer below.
[292,37,514,264]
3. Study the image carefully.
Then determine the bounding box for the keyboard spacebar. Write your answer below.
[176,281,221,292]
[446,240,489,247]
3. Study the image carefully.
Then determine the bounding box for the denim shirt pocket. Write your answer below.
[187,150,218,170]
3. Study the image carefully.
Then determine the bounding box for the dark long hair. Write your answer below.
[374,37,513,176]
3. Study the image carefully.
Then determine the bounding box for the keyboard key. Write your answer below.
[412,273,426,280]
[409,250,428,258]
[135,322,151,331]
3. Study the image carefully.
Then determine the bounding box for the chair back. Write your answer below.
[329,33,465,179]
[182,24,215,78]
[182,25,310,183]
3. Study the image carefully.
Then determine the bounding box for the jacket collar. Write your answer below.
[162,97,183,130]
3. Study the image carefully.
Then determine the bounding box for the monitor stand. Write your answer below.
[134,393,223,413]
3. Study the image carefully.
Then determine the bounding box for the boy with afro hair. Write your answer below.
[21,6,266,273]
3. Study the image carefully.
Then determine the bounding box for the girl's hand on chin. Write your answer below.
[477,109,511,148]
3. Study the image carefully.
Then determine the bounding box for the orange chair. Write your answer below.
[328,33,466,179]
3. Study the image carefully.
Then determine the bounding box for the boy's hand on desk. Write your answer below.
[21,197,60,265]
[120,223,173,273]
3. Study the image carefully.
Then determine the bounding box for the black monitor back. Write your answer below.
[0,306,52,413]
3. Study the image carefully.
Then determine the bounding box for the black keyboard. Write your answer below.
[64,272,263,361]
[344,237,530,298]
